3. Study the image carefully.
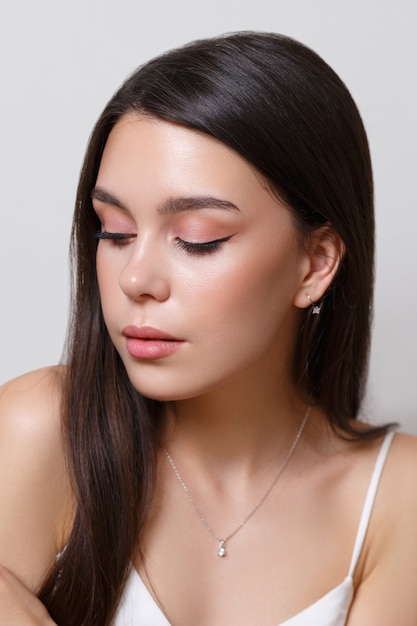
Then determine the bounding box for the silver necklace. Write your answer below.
[163,406,310,558]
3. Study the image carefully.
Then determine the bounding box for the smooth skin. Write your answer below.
[0,368,69,625]
[1,116,417,625]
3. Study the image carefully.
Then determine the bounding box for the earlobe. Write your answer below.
[293,227,345,309]
[306,294,322,314]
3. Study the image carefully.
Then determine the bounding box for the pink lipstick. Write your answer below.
[122,326,184,360]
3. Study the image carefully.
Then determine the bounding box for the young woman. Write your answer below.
[0,31,416,626]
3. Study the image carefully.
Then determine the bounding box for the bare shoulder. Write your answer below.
[0,365,63,414]
[383,430,417,494]
[378,429,417,528]
[348,430,417,624]
[0,366,65,466]
[0,367,72,591]
[365,430,417,535]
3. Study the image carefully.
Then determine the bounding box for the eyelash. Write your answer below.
[95,231,136,246]
[175,235,232,256]
[95,231,232,255]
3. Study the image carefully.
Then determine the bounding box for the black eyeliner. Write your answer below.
[175,235,233,255]
[95,231,136,240]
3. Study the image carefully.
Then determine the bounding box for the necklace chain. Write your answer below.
[163,406,310,557]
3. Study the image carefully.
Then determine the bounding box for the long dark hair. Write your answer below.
[39,31,388,624]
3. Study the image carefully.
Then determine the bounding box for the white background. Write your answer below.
[0,0,416,432]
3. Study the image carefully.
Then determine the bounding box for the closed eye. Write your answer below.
[175,235,233,256]
[95,231,137,246]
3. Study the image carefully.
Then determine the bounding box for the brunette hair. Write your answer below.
[39,32,389,624]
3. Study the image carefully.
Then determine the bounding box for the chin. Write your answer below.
[122,369,198,402]
[123,366,222,403]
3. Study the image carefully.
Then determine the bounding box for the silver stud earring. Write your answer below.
[306,294,321,315]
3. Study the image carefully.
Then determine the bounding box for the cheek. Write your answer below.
[96,253,109,300]
[186,245,300,338]
[96,251,122,321]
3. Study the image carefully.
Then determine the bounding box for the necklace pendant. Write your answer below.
[217,540,227,557]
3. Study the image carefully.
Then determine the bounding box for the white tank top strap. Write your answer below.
[347,430,395,577]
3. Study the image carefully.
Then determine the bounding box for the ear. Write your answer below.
[293,226,345,309]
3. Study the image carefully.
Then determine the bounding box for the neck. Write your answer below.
[157,391,313,549]
[162,377,310,479]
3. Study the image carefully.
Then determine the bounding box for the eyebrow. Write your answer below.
[158,196,240,214]
[91,187,240,214]
[91,187,128,210]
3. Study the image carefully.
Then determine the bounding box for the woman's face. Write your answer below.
[94,114,311,401]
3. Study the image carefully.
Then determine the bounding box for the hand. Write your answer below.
[0,565,57,625]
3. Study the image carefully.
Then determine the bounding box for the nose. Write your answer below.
[118,238,171,302]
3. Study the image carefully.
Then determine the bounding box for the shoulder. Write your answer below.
[381,430,417,501]
[0,367,72,591]
[348,430,417,624]
[0,367,64,464]
[356,429,417,541]
[389,428,417,457]
[378,429,417,525]
[0,365,63,412]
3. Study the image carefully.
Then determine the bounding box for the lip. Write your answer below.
[122,325,184,360]
[122,325,181,341]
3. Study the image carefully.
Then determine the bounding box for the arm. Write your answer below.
[0,368,72,623]
[347,433,417,625]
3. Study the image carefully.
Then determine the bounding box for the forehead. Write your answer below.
[96,113,270,199]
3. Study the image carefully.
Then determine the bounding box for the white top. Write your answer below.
[113,431,395,626]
